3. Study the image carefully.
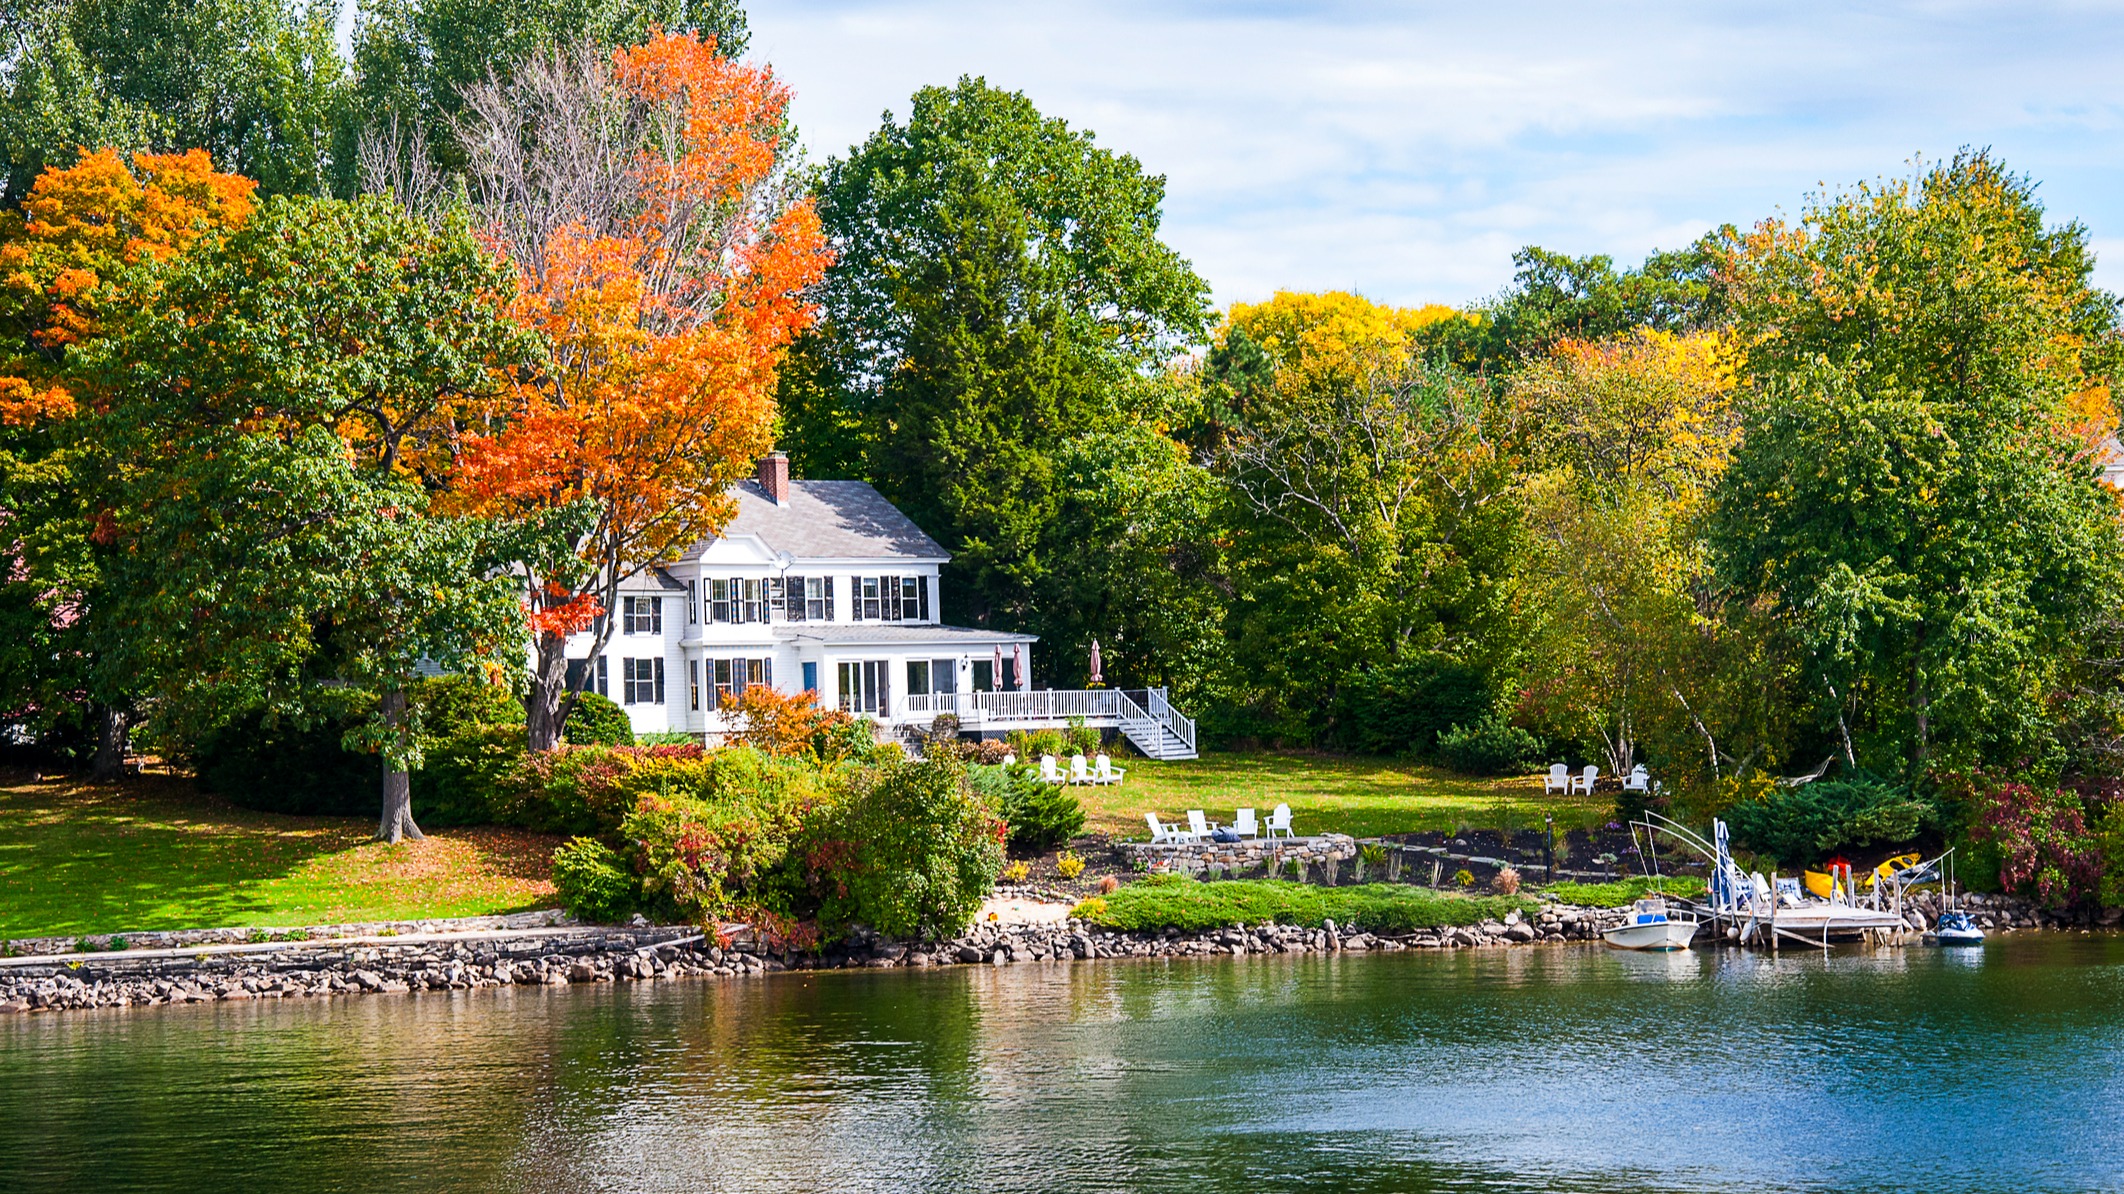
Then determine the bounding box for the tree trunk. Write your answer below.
[526,634,571,753]
[376,687,424,844]
[90,705,129,783]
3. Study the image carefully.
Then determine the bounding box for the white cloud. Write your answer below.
[735,2,2124,305]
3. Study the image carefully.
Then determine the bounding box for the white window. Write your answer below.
[687,580,698,624]
[621,657,664,705]
[859,577,881,621]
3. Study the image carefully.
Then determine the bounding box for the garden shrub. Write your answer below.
[969,763,1085,853]
[1007,728,1066,759]
[1960,773,2101,908]
[1435,716,1544,776]
[804,756,1005,940]
[604,746,830,924]
[564,691,633,746]
[194,698,378,815]
[722,686,873,761]
[1340,653,1493,757]
[553,837,638,923]
[1063,716,1099,757]
[1725,774,1936,867]
[411,674,523,732]
[409,725,526,827]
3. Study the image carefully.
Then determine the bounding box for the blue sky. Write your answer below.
[740,0,2124,308]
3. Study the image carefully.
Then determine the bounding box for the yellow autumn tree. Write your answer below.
[1511,329,1790,788]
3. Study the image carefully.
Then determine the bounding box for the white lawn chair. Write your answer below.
[1568,765,1599,796]
[1094,753,1125,785]
[1144,812,1192,844]
[1622,765,1651,794]
[1542,763,1571,795]
[1232,808,1258,838]
[1038,755,1067,785]
[1263,803,1294,839]
[1186,809,1220,840]
[1068,755,1093,785]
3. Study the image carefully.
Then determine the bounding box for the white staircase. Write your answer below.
[1117,688,1198,761]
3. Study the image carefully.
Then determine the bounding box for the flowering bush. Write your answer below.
[803,756,1006,940]
[1964,774,2102,909]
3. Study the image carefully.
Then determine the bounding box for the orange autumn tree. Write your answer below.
[419,32,828,750]
[0,147,256,424]
[0,147,254,778]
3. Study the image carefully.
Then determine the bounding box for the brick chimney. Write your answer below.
[757,451,790,505]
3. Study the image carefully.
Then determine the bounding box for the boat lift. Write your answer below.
[1627,812,1930,951]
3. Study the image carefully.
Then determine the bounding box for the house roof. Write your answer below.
[694,480,949,562]
[773,623,1037,646]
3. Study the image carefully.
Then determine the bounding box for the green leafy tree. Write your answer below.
[88,195,541,840]
[1425,243,1724,376]
[1208,294,1524,744]
[781,77,1211,644]
[1,0,347,204]
[1711,151,2124,780]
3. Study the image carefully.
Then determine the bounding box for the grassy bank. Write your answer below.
[1542,875,1707,908]
[1078,750,1610,840]
[0,772,560,939]
[1073,875,1535,933]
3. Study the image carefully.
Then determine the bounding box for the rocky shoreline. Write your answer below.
[0,891,2094,1017]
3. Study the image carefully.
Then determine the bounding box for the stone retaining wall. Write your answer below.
[1118,833,1358,876]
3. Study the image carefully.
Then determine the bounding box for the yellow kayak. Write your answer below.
[1804,853,1923,899]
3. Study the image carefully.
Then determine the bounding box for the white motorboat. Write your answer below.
[1601,896,1700,951]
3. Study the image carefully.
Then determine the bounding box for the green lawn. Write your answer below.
[0,773,560,940]
[1084,751,1610,840]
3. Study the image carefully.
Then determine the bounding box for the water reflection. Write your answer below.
[4,940,2123,1193]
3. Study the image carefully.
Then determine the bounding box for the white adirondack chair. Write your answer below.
[1068,755,1094,785]
[1542,763,1572,795]
[1144,812,1191,844]
[1568,765,1599,796]
[1622,764,1651,794]
[1038,755,1067,785]
[1232,808,1259,838]
[1186,809,1218,839]
[1263,804,1294,839]
[1094,753,1126,785]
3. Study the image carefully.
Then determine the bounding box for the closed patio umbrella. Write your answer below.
[992,643,1003,691]
[1088,639,1103,686]
[1012,644,1024,690]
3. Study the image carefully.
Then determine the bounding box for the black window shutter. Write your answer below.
[824,576,835,620]
[918,575,930,621]
[655,657,665,704]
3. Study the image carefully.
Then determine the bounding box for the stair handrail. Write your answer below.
[1147,687,1197,752]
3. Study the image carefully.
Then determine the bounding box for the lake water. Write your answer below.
[4,936,2122,1193]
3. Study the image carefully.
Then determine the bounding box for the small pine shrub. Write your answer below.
[553,837,639,923]
[1435,716,1544,776]
[107,937,126,952]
